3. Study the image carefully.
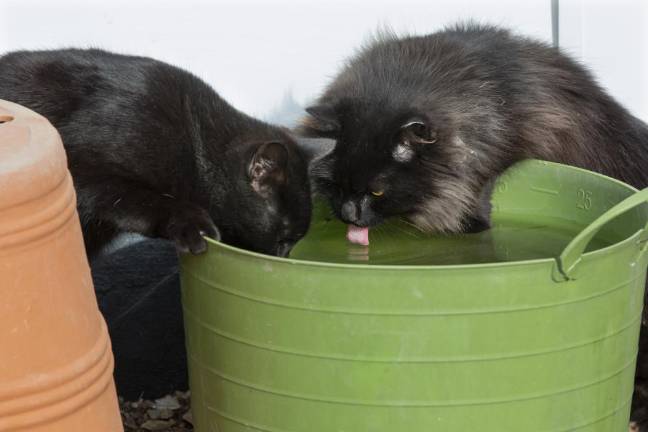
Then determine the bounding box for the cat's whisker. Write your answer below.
[391,221,420,238]
[399,218,427,234]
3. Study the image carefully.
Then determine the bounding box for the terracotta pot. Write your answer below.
[0,100,123,431]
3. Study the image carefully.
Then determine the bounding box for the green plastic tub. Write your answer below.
[180,160,648,431]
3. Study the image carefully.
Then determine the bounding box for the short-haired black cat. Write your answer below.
[0,48,312,258]
[300,23,648,429]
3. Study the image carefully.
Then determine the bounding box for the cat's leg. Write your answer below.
[75,180,219,255]
[462,214,490,233]
[81,221,119,258]
[160,202,221,254]
[462,181,494,233]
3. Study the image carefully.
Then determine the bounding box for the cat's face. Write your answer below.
[217,138,312,257]
[302,101,486,233]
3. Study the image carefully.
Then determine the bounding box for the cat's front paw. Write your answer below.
[165,206,220,254]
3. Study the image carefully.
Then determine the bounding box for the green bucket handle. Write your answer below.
[553,187,648,281]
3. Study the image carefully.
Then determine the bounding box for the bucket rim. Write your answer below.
[199,160,644,271]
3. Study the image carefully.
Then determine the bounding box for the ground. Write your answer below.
[119,390,644,431]
[119,392,193,431]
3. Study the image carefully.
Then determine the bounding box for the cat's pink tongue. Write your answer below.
[347,225,369,246]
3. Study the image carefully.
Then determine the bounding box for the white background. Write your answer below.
[0,0,646,125]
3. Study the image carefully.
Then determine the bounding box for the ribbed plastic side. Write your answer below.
[181,160,647,432]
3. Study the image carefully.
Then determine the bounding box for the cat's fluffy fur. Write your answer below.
[0,49,312,258]
[301,24,648,232]
[301,23,648,428]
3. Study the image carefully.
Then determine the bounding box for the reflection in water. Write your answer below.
[291,214,614,266]
[347,245,369,262]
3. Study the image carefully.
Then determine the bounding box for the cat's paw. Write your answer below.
[165,206,220,254]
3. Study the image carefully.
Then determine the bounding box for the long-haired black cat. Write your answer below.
[0,48,312,258]
[301,23,648,428]
[302,24,648,234]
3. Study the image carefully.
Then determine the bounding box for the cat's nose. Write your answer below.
[341,200,358,223]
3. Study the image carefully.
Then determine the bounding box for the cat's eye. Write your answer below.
[371,190,384,197]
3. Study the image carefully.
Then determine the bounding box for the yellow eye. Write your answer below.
[371,190,384,197]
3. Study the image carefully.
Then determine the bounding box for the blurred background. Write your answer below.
[0,0,646,125]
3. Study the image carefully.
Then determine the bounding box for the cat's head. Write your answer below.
[300,98,490,234]
[212,134,312,257]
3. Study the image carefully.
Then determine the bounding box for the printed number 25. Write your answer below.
[577,189,592,210]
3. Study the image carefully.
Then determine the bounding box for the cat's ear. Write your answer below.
[302,104,340,136]
[400,117,438,145]
[249,141,288,196]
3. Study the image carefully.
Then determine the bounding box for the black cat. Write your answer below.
[0,48,312,258]
[301,24,648,235]
[301,24,648,428]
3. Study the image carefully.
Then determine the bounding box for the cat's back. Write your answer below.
[331,23,589,110]
[0,48,195,93]
[0,49,213,124]
[356,24,552,77]
[0,49,149,101]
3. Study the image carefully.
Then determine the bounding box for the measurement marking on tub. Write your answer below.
[530,186,559,195]
[576,189,593,210]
